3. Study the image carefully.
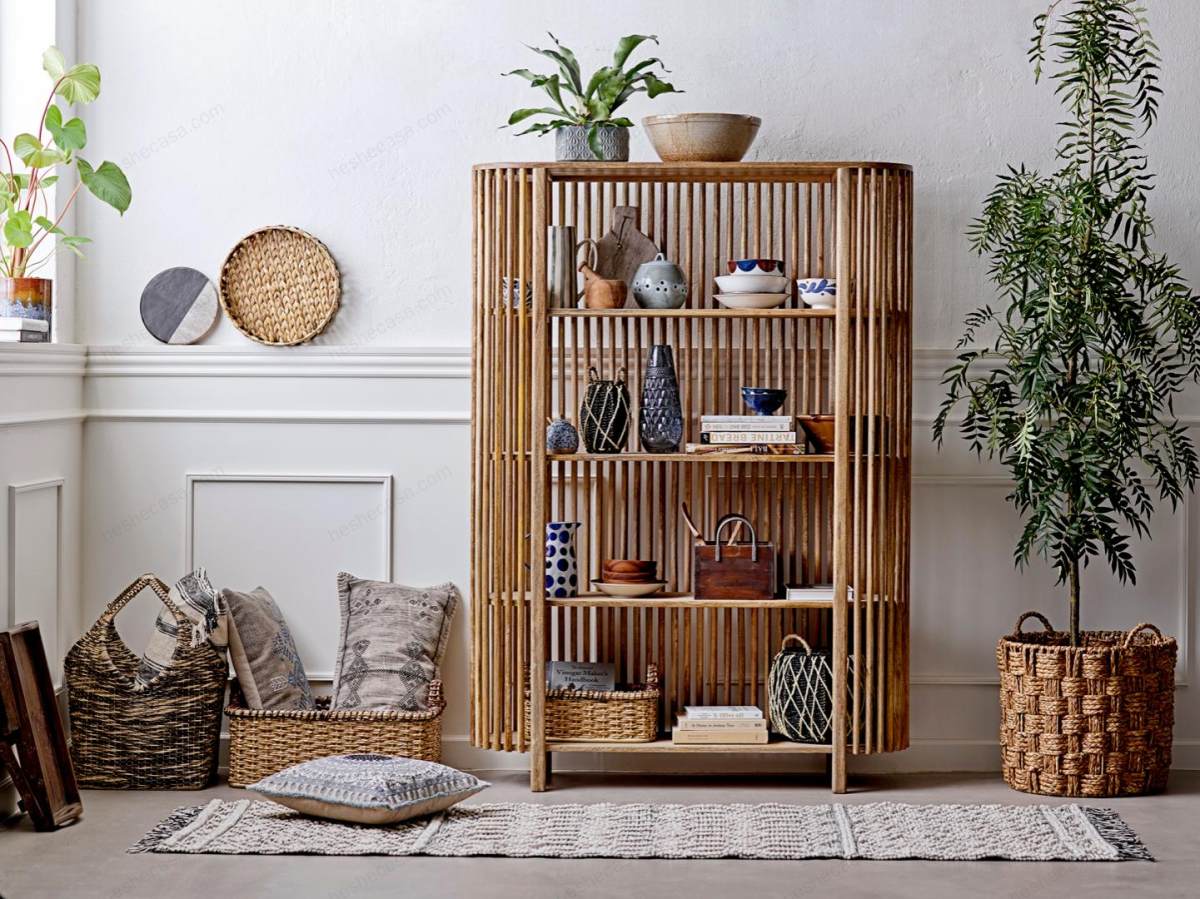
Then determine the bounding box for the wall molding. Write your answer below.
[0,344,86,377]
[0,410,86,429]
[85,345,472,379]
[184,473,395,579]
[6,478,65,687]
[89,409,470,425]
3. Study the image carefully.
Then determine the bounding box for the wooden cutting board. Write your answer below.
[594,206,659,285]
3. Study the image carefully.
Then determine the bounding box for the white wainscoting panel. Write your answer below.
[6,479,64,685]
[186,474,392,678]
[912,476,1190,686]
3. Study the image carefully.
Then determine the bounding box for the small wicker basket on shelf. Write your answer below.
[526,665,659,743]
[225,680,444,787]
[997,612,1176,798]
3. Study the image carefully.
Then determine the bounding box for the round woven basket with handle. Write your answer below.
[997,611,1176,797]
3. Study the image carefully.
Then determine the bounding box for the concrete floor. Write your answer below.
[1,771,1197,899]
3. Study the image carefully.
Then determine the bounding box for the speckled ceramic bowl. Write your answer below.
[642,114,761,163]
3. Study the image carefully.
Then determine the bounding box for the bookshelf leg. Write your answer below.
[831,744,847,794]
[530,750,548,792]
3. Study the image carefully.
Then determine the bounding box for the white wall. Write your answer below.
[5,0,1197,777]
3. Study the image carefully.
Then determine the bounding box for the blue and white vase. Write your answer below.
[544,521,581,598]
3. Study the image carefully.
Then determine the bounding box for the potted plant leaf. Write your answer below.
[1,47,131,331]
[935,1,1192,797]
[502,33,681,161]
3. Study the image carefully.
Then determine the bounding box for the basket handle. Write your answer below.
[427,679,445,710]
[645,663,659,689]
[1012,610,1054,637]
[1122,622,1164,649]
[780,633,812,653]
[96,574,189,632]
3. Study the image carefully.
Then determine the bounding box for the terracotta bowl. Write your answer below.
[642,114,761,163]
[797,414,835,453]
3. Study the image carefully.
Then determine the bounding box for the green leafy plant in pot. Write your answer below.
[1,47,131,328]
[934,1,1191,797]
[502,33,681,162]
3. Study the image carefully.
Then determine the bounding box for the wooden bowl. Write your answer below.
[603,560,657,574]
[601,571,658,584]
[797,414,835,453]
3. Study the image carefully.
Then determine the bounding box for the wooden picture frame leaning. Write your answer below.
[0,622,82,830]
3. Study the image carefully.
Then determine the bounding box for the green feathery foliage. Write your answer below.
[933,1,1200,644]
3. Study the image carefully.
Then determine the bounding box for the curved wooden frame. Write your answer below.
[470,162,912,792]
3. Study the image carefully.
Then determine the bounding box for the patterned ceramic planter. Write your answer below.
[555,125,630,162]
[544,522,581,598]
[631,254,688,309]
[1,277,52,322]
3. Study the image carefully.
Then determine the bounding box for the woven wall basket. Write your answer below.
[219,225,340,345]
[997,611,1176,798]
[65,575,227,789]
[525,665,659,742]
[225,681,444,787]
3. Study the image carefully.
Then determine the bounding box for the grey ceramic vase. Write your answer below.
[640,345,683,452]
[555,125,630,162]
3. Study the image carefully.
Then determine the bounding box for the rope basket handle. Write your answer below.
[96,573,188,633]
[780,633,812,653]
[1122,622,1164,649]
[1012,611,1054,637]
[426,679,445,710]
[645,663,659,689]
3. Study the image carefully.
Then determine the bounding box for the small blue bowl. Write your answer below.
[741,387,788,416]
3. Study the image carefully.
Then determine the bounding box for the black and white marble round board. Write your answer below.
[140,267,219,344]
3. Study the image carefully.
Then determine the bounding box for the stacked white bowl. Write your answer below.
[714,259,789,309]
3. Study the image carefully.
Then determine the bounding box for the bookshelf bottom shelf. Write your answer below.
[546,736,834,754]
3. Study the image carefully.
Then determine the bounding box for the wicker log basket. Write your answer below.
[65,575,226,789]
[225,680,444,787]
[997,611,1176,798]
[526,665,659,743]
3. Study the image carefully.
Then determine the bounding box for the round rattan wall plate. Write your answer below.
[219,226,340,345]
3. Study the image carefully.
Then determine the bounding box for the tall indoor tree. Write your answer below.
[934,0,1200,645]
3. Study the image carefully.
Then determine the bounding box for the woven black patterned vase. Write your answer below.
[580,366,630,453]
[640,344,683,452]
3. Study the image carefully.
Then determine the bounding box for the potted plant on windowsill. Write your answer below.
[935,0,1193,798]
[1,47,131,333]
[502,33,681,161]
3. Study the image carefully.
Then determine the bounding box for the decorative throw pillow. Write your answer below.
[135,568,226,688]
[249,753,488,825]
[223,586,315,710]
[331,573,458,712]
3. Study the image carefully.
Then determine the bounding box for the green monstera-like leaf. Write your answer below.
[77,159,131,214]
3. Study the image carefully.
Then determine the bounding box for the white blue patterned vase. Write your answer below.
[544,521,581,598]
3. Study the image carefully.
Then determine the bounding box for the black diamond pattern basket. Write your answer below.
[768,634,852,744]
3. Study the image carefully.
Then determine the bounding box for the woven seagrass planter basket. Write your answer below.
[997,611,1176,798]
[225,680,444,787]
[65,575,226,789]
[526,665,659,743]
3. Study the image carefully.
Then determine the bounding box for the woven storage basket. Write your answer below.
[526,665,659,742]
[226,680,444,787]
[998,611,1176,798]
[218,225,340,346]
[65,574,227,789]
[767,634,854,744]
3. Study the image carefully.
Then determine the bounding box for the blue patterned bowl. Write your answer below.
[797,277,837,309]
[727,259,785,276]
[740,387,787,416]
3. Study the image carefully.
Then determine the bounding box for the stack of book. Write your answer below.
[687,415,805,454]
[672,705,768,745]
[0,318,49,343]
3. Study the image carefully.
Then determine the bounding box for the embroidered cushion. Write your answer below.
[331,573,458,712]
[135,568,227,688]
[223,586,315,710]
[249,753,488,825]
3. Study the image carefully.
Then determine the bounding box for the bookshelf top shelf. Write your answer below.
[547,307,835,319]
[548,452,833,464]
[548,594,836,609]
[472,160,912,184]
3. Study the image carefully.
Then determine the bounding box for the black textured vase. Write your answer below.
[580,366,630,453]
[640,345,683,452]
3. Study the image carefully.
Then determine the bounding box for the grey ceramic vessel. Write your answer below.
[640,344,683,452]
[632,253,688,309]
[555,125,630,162]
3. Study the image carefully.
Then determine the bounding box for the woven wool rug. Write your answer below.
[130,800,1152,861]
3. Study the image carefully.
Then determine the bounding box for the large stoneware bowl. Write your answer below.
[642,114,761,162]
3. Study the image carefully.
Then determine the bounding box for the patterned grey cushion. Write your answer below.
[135,568,227,688]
[223,586,315,710]
[249,754,488,825]
[331,573,458,712]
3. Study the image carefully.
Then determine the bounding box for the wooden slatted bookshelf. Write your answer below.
[470,161,912,793]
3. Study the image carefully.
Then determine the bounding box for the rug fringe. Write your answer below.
[1082,807,1154,861]
[128,806,204,854]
